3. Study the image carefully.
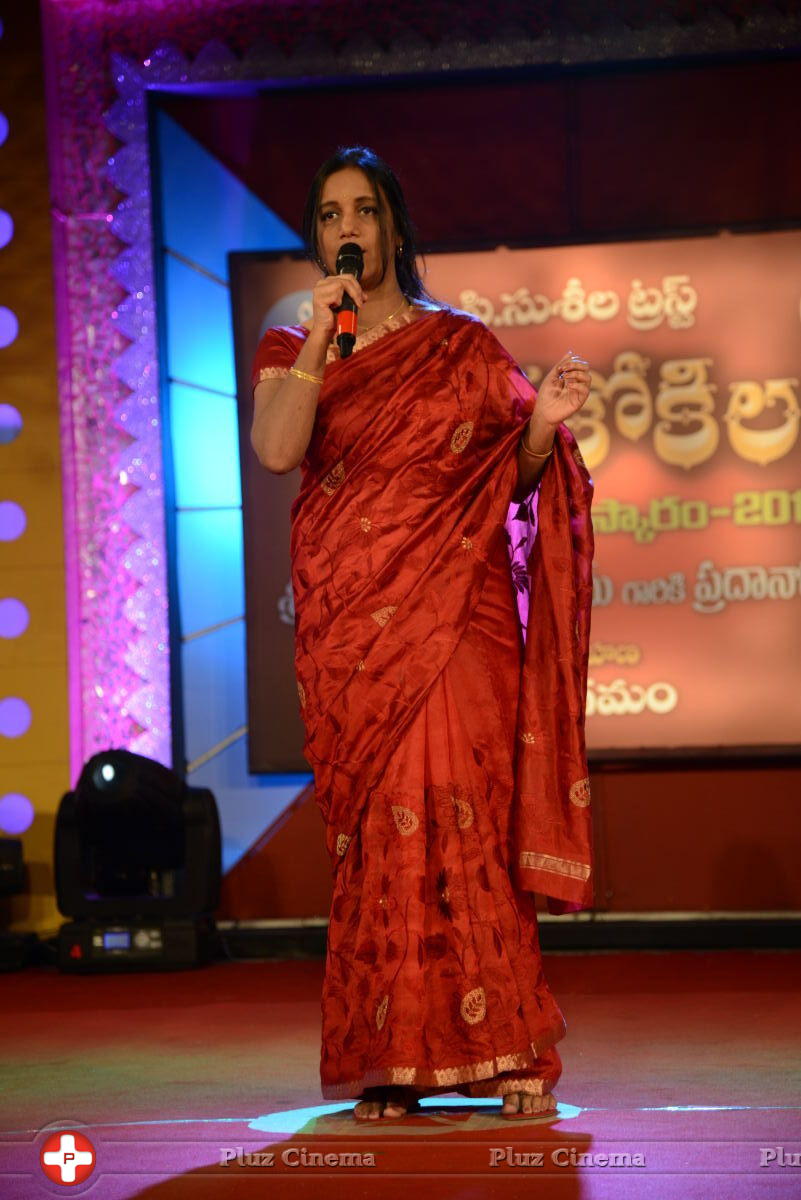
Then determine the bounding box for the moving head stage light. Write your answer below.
[54,750,221,972]
[0,836,32,971]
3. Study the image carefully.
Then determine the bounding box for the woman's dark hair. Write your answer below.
[301,145,432,303]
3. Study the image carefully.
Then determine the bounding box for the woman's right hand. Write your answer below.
[309,273,366,343]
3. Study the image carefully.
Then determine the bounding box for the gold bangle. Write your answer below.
[289,366,324,385]
[520,435,554,459]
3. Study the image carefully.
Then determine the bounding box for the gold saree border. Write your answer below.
[518,850,591,881]
[320,1027,564,1100]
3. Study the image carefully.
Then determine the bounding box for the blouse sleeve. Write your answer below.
[250,326,302,391]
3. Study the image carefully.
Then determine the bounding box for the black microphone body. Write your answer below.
[335,242,364,358]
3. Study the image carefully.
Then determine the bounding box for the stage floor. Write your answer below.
[1,949,799,1197]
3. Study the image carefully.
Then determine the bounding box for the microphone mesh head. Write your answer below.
[336,242,364,280]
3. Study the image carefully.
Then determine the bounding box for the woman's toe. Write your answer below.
[501,1091,521,1113]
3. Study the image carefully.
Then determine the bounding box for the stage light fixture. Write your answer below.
[0,836,41,971]
[54,749,222,972]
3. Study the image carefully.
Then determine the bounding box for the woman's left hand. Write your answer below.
[537,350,592,425]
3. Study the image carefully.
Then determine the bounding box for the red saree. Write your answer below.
[252,304,595,1105]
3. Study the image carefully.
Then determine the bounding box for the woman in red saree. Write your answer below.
[251,147,595,1121]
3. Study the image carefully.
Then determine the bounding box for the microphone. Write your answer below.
[334,242,364,359]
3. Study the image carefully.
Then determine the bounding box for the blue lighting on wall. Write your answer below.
[153,108,308,875]
[169,383,242,510]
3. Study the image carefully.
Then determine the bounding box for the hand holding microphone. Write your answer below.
[307,243,365,357]
[333,243,364,358]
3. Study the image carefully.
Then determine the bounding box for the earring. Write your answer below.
[396,243,403,255]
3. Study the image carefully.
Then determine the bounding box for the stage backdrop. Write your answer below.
[233,228,801,769]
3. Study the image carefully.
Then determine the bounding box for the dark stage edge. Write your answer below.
[3,918,799,974]
[215,918,801,960]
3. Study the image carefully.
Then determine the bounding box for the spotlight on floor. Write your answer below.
[54,749,221,972]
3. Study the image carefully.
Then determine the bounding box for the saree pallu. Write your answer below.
[252,306,595,1101]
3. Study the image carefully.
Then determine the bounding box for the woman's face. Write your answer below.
[316,166,398,289]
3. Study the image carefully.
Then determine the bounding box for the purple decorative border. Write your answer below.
[102,41,249,771]
[42,3,156,779]
[41,8,253,780]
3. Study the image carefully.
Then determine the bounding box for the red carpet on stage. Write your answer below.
[2,950,800,1198]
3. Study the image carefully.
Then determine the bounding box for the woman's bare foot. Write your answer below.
[353,1085,419,1120]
